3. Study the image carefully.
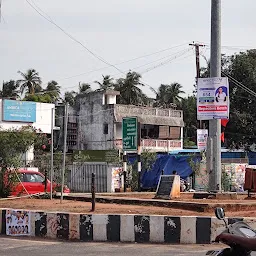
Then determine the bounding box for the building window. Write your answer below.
[103,123,108,134]
[169,127,181,139]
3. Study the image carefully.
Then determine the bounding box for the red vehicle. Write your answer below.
[10,169,70,196]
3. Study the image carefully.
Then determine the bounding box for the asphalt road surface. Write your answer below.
[1,237,256,256]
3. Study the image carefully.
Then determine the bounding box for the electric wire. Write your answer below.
[25,0,192,96]
[25,0,124,74]
[222,71,256,98]
[32,47,193,96]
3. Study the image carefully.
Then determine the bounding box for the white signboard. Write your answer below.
[197,77,229,120]
[6,210,31,236]
[197,129,208,151]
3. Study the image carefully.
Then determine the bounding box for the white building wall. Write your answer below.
[0,99,54,134]
[106,95,116,104]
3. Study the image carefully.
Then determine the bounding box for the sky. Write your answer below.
[0,0,256,98]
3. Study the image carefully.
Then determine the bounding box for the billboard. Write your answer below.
[197,129,208,151]
[3,100,36,123]
[197,77,229,120]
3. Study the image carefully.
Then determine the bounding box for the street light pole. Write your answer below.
[60,103,68,203]
[208,0,222,191]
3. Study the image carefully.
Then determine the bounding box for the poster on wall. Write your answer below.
[197,129,208,151]
[6,210,31,236]
[197,77,229,120]
[111,167,123,192]
[222,163,246,191]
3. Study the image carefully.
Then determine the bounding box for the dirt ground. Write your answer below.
[103,192,256,204]
[1,198,256,217]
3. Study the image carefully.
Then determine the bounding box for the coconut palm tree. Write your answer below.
[95,75,114,91]
[153,82,185,108]
[115,71,148,105]
[78,83,91,94]
[0,80,20,99]
[63,91,77,106]
[45,80,61,103]
[17,69,42,95]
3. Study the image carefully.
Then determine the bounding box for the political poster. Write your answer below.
[197,77,229,120]
[6,210,31,236]
[197,129,208,151]
[111,167,123,192]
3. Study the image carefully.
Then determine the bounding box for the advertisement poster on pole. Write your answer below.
[6,210,31,236]
[197,77,229,120]
[197,129,208,151]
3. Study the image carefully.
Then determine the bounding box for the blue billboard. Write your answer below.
[3,100,37,123]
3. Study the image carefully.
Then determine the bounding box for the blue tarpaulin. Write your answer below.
[141,155,199,189]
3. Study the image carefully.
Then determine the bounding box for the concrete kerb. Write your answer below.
[1,208,254,244]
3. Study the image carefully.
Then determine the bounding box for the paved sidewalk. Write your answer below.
[0,237,234,256]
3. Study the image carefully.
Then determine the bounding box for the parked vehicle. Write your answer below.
[207,207,256,256]
[10,169,70,196]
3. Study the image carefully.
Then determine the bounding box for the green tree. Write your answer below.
[17,69,42,95]
[45,80,61,103]
[141,150,157,171]
[226,50,256,148]
[63,91,77,106]
[115,71,148,105]
[181,95,197,143]
[95,75,114,91]
[127,150,157,191]
[153,82,185,108]
[0,80,20,99]
[200,50,256,148]
[78,83,91,95]
[23,94,52,103]
[0,126,41,197]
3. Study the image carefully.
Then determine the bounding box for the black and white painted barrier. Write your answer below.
[0,209,255,244]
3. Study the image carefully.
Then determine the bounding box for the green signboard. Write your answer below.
[73,150,119,163]
[122,117,138,151]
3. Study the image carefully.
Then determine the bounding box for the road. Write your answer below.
[0,237,245,256]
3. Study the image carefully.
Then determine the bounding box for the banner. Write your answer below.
[6,210,31,236]
[197,129,208,150]
[197,77,229,120]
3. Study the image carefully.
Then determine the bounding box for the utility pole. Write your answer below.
[123,151,127,192]
[137,123,141,192]
[50,107,54,200]
[207,0,222,192]
[189,42,205,129]
[189,42,205,81]
[60,103,68,202]
[137,146,142,192]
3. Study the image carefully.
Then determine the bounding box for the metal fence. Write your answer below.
[19,159,116,193]
[67,163,109,193]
